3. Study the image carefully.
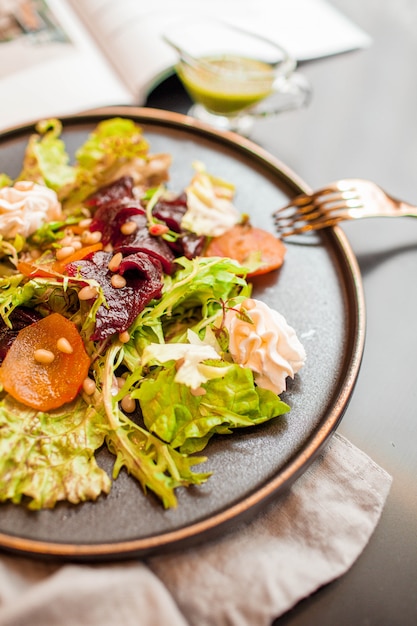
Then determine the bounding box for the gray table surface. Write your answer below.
[146,1,417,624]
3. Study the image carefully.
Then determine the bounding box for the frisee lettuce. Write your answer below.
[14,117,149,210]
[17,119,76,195]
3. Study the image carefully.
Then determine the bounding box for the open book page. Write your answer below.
[68,0,372,103]
[0,0,132,131]
[0,0,371,131]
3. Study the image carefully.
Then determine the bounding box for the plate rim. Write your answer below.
[0,107,366,560]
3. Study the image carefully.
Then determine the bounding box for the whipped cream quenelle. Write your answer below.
[224,298,306,395]
[0,181,63,239]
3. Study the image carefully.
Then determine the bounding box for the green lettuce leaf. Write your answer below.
[135,362,290,454]
[106,412,210,509]
[15,117,149,208]
[0,396,110,509]
[62,117,150,208]
[17,119,76,194]
[0,276,80,327]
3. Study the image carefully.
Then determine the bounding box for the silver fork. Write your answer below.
[273,178,417,237]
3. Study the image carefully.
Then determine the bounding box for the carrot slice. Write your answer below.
[204,223,286,276]
[18,243,104,277]
[53,242,103,273]
[17,260,59,279]
[0,313,90,411]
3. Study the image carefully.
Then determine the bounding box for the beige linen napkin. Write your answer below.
[0,433,392,626]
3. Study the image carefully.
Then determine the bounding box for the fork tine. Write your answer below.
[273,182,366,238]
[273,206,325,230]
[275,216,343,238]
[273,177,417,238]
[281,188,361,213]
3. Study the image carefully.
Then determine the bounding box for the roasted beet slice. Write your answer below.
[152,194,188,232]
[66,250,163,341]
[152,194,207,259]
[181,233,207,259]
[111,207,175,274]
[90,201,145,246]
[85,176,135,209]
[0,307,43,362]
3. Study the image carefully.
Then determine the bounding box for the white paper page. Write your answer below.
[69,0,372,102]
[0,0,133,131]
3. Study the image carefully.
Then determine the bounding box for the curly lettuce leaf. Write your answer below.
[135,361,290,454]
[0,396,110,509]
[17,119,76,194]
[106,412,210,509]
[0,275,37,326]
[16,117,149,208]
[99,343,210,508]
[62,117,150,207]
[156,256,250,320]
[0,275,81,327]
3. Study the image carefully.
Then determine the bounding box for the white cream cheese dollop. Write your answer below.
[223,298,306,395]
[0,181,63,239]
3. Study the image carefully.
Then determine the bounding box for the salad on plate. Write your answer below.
[0,117,305,510]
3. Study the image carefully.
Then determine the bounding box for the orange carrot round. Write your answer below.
[0,313,90,411]
[204,223,286,276]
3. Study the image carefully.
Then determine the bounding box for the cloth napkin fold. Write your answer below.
[0,433,392,626]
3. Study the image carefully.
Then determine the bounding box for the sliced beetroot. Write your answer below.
[0,307,43,362]
[0,329,19,364]
[111,208,175,274]
[85,176,135,209]
[152,194,188,232]
[152,194,207,259]
[90,201,145,246]
[66,250,163,341]
[87,184,204,268]
[181,233,207,259]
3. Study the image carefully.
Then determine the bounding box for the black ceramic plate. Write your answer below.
[0,107,365,561]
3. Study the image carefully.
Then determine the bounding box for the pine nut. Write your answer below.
[56,246,75,260]
[60,235,74,247]
[121,394,136,413]
[120,221,137,235]
[56,337,73,354]
[107,252,123,272]
[118,330,130,343]
[34,349,55,364]
[78,218,93,229]
[81,230,102,244]
[78,285,99,300]
[82,377,96,395]
[111,274,126,289]
[72,240,83,250]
